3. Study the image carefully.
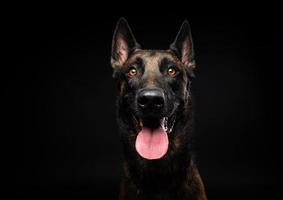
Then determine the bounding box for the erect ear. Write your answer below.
[170,20,195,69]
[111,18,140,69]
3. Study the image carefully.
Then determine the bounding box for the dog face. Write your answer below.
[111,18,196,160]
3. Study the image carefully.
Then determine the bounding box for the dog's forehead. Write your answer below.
[127,49,179,66]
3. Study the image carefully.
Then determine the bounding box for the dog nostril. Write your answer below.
[154,97,164,108]
[138,96,148,108]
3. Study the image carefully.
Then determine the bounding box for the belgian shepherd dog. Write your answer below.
[111,18,207,200]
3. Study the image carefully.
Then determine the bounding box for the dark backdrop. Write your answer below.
[6,13,281,199]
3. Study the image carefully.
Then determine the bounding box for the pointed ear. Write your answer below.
[170,20,195,69]
[111,18,140,69]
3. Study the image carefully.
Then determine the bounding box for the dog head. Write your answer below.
[111,18,196,160]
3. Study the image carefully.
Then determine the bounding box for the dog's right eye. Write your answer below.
[127,67,137,77]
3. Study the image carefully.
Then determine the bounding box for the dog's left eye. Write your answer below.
[167,66,177,77]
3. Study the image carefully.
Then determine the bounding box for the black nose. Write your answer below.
[137,89,165,110]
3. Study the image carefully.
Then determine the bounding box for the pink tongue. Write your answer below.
[135,127,168,160]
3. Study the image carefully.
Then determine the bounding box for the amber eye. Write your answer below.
[127,67,137,77]
[167,66,177,77]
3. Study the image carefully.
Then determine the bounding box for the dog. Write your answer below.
[111,18,207,200]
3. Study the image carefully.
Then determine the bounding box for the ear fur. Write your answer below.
[170,20,195,70]
[111,18,140,69]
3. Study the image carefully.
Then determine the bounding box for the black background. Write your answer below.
[6,11,282,199]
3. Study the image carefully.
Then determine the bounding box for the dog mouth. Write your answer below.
[134,116,176,160]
